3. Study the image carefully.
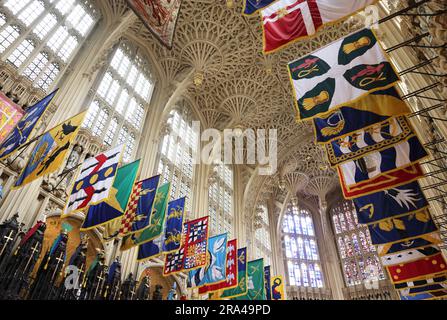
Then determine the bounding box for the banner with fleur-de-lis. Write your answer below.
[288,28,399,121]
[232,258,266,301]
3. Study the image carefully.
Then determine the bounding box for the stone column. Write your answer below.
[306,175,346,300]
[317,197,346,300]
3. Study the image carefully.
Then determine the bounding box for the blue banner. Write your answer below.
[264,266,272,300]
[313,87,409,143]
[378,233,442,255]
[189,233,227,288]
[243,0,276,15]
[137,236,163,261]
[129,175,160,233]
[354,181,429,225]
[409,284,447,295]
[163,197,186,253]
[325,116,414,167]
[339,135,428,187]
[399,292,433,300]
[0,89,58,160]
[368,210,438,245]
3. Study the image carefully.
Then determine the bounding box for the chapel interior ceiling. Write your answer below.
[97,0,399,218]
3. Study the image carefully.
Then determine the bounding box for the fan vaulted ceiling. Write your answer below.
[97,0,376,216]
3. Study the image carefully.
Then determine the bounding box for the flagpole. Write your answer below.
[53,163,82,190]
[4,142,31,171]
[13,133,45,152]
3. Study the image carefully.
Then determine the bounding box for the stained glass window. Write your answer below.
[209,162,234,238]
[282,202,323,288]
[0,0,98,91]
[331,200,386,286]
[158,105,197,215]
[83,43,153,162]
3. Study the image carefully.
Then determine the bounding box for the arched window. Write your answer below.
[0,0,99,91]
[282,202,323,288]
[158,105,197,214]
[331,200,385,286]
[83,42,154,162]
[253,205,271,266]
[208,162,234,237]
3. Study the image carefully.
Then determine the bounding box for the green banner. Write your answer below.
[233,258,265,301]
[136,183,171,244]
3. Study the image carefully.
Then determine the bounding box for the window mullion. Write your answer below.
[99,107,114,141]
[0,17,10,34]
[4,0,32,17]
[31,56,51,86]
[5,1,53,49]
[36,17,62,51]
[20,2,50,35]
[0,24,26,61]
[16,38,41,74]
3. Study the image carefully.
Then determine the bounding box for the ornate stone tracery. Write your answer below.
[0,0,446,299]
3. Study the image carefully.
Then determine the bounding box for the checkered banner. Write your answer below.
[163,216,209,276]
[119,181,143,235]
[119,175,160,236]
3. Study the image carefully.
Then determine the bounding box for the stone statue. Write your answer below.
[65,145,83,186]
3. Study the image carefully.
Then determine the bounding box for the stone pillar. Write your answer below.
[317,198,346,300]
[267,198,284,276]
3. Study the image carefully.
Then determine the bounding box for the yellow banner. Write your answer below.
[15,112,86,188]
[271,275,285,300]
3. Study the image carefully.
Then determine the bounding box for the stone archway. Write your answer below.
[137,264,183,299]
[35,211,105,275]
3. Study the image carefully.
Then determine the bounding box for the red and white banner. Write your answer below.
[338,163,424,199]
[381,245,441,267]
[387,253,447,283]
[261,0,377,53]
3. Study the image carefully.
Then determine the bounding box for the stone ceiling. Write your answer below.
[98,0,386,217]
